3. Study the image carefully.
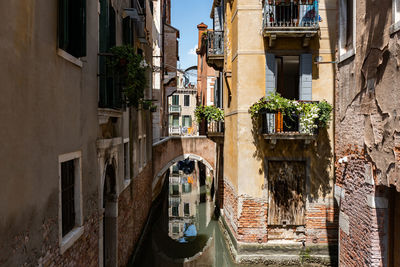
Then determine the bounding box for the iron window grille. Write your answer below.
[61,160,76,237]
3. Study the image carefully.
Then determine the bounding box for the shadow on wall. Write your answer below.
[251,117,337,264]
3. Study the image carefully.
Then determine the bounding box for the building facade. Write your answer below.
[168,70,198,136]
[335,0,400,266]
[0,0,177,266]
[205,0,338,264]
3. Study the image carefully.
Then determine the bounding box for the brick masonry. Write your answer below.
[223,179,338,245]
[38,213,100,267]
[117,163,153,266]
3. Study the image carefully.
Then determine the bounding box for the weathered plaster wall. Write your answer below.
[0,0,100,265]
[335,0,400,265]
[220,0,337,258]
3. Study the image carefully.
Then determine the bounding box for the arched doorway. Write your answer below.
[103,163,117,267]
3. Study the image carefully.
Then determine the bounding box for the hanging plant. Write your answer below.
[108,45,148,108]
[195,105,224,123]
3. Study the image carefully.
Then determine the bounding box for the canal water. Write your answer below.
[130,160,266,267]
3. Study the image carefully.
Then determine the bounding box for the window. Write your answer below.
[339,0,356,61]
[58,0,86,58]
[391,0,400,34]
[182,183,192,193]
[123,17,133,45]
[172,203,179,216]
[172,225,179,233]
[184,95,190,106]
[172,95,179,105]
[171,184,180,195]
[58,152,83,254]
[265,54,312,101]
[182,115,192,128]
[184,203,190,216]
[123,140,130,183]
[172,115,179,127]
[276,56,300,100]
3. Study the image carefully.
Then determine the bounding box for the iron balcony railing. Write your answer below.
[207,121,225,134]
[169,105,181,113]
[207,31,224,57]
[261,101,319,135]
[263,0,319,29]
[169,126,181,135]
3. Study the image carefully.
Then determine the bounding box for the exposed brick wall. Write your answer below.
[224,179,338,246]
[335,153,388,267]
[223,179,238,240]
[117,163,153,266]
[38,213,100,267]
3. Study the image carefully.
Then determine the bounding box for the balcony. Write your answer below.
[206,121,224,144]
[262,0,319,46]
[206,31,224,71]
[169,105,181,114]
[169,126,181,135]
[260,106,318,146]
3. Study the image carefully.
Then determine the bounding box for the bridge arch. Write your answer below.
[152,136,216,199]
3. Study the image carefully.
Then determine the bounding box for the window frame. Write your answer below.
[184,95,190,106]
[390,0,400,34]
[172,95,180,105]
[338,0,356,62]
[57,0,87,62]
[58,151,84,254]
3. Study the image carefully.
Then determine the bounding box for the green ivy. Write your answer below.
[108,45,148,108]
[195,105,224,123]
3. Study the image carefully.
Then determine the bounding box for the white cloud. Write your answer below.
[188,45,198,55]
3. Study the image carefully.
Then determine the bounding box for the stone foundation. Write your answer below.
[222,179,337,265]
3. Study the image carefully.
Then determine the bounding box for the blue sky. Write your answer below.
[171,0,213,71]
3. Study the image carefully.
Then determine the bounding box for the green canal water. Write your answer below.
[130,161,268,267]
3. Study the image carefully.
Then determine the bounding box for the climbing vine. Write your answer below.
[108,45,148,108]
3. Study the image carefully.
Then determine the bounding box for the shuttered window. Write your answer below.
[172,95,179,105]
[299,54,313,101]
[58,0,86,58]
[61,160,75,236]
[184,95,190,106]
[183,115,192,127]
[266,53,312,100]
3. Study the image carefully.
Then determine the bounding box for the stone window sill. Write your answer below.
[339,48,355,63]
[123,178,131,190]
[389,21,400,35]
[57,49,83,68]
[60,226,84,254]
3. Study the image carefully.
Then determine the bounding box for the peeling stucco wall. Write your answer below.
[336,0,400,190]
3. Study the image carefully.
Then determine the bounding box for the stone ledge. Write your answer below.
[219,216,336,266]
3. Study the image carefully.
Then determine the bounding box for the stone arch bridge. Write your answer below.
[152,136,216,199]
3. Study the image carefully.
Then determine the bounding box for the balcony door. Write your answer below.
[265,53,312,101]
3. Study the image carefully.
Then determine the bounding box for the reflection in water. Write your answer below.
[131,160,264,267]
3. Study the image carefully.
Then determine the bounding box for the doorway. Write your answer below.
[103,163,118,267]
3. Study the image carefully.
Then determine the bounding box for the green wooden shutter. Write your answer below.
[99,0,108,107]
[266,53,276,96]
[78,0,87,57]
[299,54,313,101]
